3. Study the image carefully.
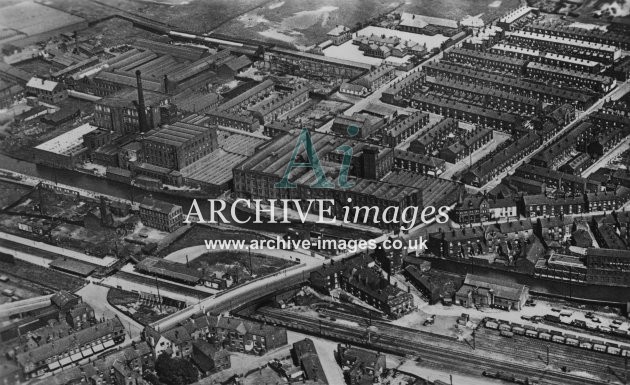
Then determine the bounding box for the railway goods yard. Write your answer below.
[240,303,626,385]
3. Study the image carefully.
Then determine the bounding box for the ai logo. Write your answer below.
[275,127,358,189]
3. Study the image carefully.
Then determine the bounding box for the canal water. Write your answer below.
[0,153,379,238]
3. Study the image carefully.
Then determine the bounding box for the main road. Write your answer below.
[149,233,391,330]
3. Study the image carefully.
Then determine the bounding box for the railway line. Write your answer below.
[320,307,626,381]
[477,327,628,380]
[251,307,617,385]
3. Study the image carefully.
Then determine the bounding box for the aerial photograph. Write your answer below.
[0,0,629,384]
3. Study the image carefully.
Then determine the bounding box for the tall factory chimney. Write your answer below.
[73,31,79,54]
[135,70,148,132]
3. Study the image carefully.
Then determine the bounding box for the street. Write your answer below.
[478,80,630,192]
[582,135,630,178]
[76,282,143,341]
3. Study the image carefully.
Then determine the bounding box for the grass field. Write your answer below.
[215,0,403,47]
[51,0,523,47]
[400,0,522,24]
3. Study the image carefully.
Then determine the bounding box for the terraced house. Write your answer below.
[16,318,125,380]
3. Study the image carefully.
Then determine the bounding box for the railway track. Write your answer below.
[321,307,628,381]
[252,307,615,385]
[321,308,626,381]
[475,327,628,380]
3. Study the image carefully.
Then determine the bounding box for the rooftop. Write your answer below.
[139,196,182,214]
[26,77,61,92]
[35,123,97,155]
[399,12,459,29]
[327,25,350,36]
[143,121,215,148]
[460,273,527,301]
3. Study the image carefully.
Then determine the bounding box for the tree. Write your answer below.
[155,353,198,385]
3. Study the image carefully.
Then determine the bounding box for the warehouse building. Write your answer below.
[25,77,66,104]
[204,109,259,132]
[264,47,372,79]
[456,274,529,310]
[398,12,460,35]
[139,196,183,232]
[141,122,218,170]
[496,6,539,31]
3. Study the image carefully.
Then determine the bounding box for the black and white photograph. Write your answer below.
[0,0,629,384]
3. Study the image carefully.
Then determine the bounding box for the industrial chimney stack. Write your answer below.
[135,70,148,132]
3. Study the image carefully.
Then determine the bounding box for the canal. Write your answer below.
[0,153,380,238]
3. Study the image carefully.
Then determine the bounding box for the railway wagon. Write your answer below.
[539,332,552,341]
[593,343,607,352]
[565,337,579,346]
[551,335,566,344]
[525,329,539,338]
[622,349,630,357]
[579,340,593,350]
[513,326,526,335]
[499,323,512,332]
[500,330,514,338]
[485,320,499,329]
[608,346,621,355]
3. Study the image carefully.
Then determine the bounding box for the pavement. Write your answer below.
[76,282,143,341]
[581,135,630,178]
[151,233,392,330]
[440,131,512,180]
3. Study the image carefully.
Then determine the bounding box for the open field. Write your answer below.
[400,0,522,24]
[215,0,403,47]
[0,1,86,37]
[49,0,523,48]
[88,18,169,47]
